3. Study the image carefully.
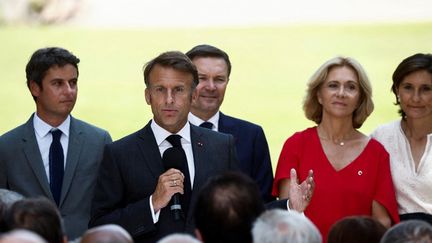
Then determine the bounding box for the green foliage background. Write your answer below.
[1,23,431,168]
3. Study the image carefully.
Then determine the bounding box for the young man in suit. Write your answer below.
[0,47,112,240]
[89,51,239,243]
[186,44,274,202]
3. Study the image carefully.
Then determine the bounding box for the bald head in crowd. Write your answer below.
[80,225,133,243]
[0,229,47,243]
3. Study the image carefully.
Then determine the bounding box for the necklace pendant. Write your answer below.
[339,142,344,146]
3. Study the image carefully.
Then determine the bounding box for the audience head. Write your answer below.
[25,47,80,101]
[252,209,321,243]
[0,189,24,232]
[0,229,47,243]
[303,56,374,128]
[327,216,386,243]
[157,233,200,243]
[194,171,265,243]
[391,53,432,119]
[5,197,65,243]
[80,224,133,243]
[380,220,432,243]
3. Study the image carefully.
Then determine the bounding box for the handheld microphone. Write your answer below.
[162,147,185,221]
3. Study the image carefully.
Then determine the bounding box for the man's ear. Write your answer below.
[145,88,151,105]
[29,80,41,98]
[195,228,203,242]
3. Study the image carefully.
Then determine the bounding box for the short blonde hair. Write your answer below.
[303,56,374,128]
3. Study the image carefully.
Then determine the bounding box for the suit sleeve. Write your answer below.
[228,134,240,171]
[252,127,275,202]
[89,144,157,238]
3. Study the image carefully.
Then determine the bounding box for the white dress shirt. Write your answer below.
[149,119,196,223]
[188,111,219,131]
[372,120,432,214]
[33,113,70,182]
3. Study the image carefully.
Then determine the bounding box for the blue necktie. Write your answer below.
[165,135,192,216]
[49,129,64,206]
[199,122,213,130]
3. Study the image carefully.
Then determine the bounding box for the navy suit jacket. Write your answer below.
[0,115,111,240]
[89,121,239,243]
[218,112,274,202]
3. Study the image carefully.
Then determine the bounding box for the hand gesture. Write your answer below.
[288,168,314,212]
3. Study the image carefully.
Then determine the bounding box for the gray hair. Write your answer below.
[252,209,321,243]
[380,220,432,243]
[0,229,47,243]
[0,189,25,206]
[80,224,133,243]
[157,233,201,243]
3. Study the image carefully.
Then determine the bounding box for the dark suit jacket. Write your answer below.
[89,121,239,243]
[218,112,274,202]
[0,115,111,240]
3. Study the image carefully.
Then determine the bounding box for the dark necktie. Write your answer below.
[199,121,213,130]
[165,135,192,215]
[49,129,64,206]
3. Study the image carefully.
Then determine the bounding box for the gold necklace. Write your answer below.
[317,126,354,146]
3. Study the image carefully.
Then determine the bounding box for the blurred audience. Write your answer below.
[194,171,265,243]
[380,220,432,243]
[0,189,24,232]
[252,209,321,243]
[327,216,386,243]
[372,53,432,225]
[80,224,133,243]
[157,233,200,243]
[4,197,66,243]
[0,229,47,243]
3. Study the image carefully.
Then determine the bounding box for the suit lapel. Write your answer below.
[189,126,208,194]
[60,116,83,206]
[22,116,52,198]
[136,122,164,179]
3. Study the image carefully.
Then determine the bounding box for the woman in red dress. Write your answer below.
[272,56,399,241]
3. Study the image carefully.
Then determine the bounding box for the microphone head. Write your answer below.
[162,147,185,171]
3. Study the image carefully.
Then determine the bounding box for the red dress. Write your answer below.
[272,127,399,241]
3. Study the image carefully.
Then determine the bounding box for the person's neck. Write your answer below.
[36,111,68,128]
[317,116,357,145]
[402,116,432,140]
[190,108,217,122]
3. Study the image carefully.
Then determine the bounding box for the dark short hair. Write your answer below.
[25,47,80,100]
[327,216,386,243]
[186,44,231,77]
[5,197,64,243]
[143,51,198,89]
[194,171,265,243]
[391,53,432,119]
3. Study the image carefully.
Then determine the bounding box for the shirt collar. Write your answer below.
[150,119,191,146]
[33,113,71,138]
[188,111,219,130]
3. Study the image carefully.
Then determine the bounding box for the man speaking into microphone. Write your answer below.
[89,51,239,243]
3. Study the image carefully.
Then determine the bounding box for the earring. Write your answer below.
[397,95,400,102]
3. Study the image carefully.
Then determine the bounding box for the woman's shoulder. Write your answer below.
[371,120,401,139]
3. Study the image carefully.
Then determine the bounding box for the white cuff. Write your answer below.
[149,195,160,223]
[286,199,306,216]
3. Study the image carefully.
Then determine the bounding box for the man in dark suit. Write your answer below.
[89,51,239,243]
[186,44,274,202]
[0,47,112,240]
